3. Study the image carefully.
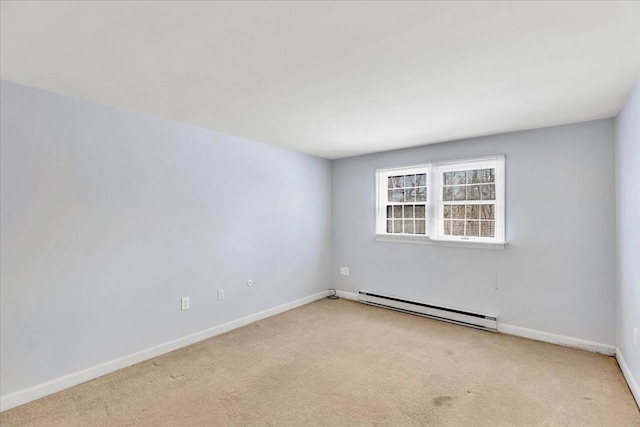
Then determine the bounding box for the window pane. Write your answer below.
[443,205,451,219]
[416,173,426,186]
[482,169,495,183]
[444,172,455,185]
[415,220,425,234]
[443,220,452,235]
[387,220,393,233]
[452,220,465,235]
[452,205,465,219]
[394,205,403,218]
[453,171,466,185]
[481,204,494,220]
[391,176,404,188]
[404,174,415,187]
[467,185,481,200]
[415,205,425,218]
[389,189,404,202]
[481,221,495,237]
[404,220,415,234]
[387,206,392,219]
[467,169,482,184]
[404,188,416,202]
[466,220,480,236]
[465,204,479,219]
[453,186,466,201]
[403,205,414,218]
[443,187,453,201]
[416,186,427,202]
[394,220,403,233]
[481,184,495,200]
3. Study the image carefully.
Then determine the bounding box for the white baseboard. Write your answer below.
[338,290,615,356]
[498,323,616,355]
[3,290,628,412]
[616,347,640,409]
[345,289,637,406]
[0,290,330,412]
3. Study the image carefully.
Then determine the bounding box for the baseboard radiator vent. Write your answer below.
[358,291,498,332]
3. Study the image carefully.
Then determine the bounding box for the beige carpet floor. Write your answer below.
[1,298,639,426]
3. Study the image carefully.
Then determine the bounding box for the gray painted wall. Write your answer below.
[0,77,629,401]
[0,81,332,396]
[332,119,616,344]
[615,81,640,389]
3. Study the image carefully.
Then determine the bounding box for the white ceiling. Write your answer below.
[1,2,639,159]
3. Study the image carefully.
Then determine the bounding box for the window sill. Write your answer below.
[374,234,507,249]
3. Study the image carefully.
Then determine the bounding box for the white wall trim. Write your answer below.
[0,290,330,412]
[3,290,627,412]
[374,234,506,249]
[498,323,616,356]
[338,290,615,355]
[616,347,640,409]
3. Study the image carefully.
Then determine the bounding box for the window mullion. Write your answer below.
[427,165,438,239]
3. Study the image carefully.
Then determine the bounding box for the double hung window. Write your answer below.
[376,156,505,245]
[382,166,427,235]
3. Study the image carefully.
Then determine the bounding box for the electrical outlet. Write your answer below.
[340,267,349,276]
[218,289,225,300]
[247,279,253,287]
[634,327,638,348]
[181,297,190,311]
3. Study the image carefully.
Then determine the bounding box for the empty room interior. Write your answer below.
[1,1,639,426]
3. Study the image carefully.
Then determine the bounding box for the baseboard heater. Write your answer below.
[358,291,498,332]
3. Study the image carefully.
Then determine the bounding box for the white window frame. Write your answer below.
[375,165,429,237]
[375,155,506,248]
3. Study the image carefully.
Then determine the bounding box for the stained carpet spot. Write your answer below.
[432,396,453,406]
